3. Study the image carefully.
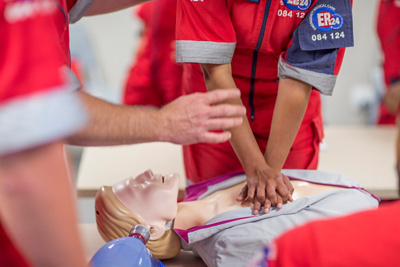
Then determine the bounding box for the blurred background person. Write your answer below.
[123,0,182,107]
[376,0,400,124]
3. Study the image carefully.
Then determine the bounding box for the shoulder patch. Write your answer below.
[298,0,354,51]
[311,6,343,31]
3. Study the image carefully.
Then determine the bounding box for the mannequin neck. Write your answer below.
[173,182,250,229]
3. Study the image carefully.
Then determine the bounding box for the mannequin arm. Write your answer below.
[67,90,245,146]
[201,63,292,214]
[0,143,87,267]
[265,78,312,170]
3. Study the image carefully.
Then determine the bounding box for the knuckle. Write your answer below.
[257,191,265,199]
[281,191,289,198]
[269,191,277,198]
[219,105,228,115]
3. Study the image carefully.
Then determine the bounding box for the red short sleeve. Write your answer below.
[0,0,64,103]
[176,0,236,64]
[0,0,88,156]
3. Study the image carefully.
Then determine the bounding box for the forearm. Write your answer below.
[67,91,166,146]
[265,78,312,170]
[383,81,400,114]
[0,143,87,267]
[85,0,151,16]
[201,64,266,171]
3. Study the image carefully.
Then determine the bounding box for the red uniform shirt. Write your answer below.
[0,0,89,157]
[176,0,353,182]
[0,0,64,103]
[248,200,400,267]
[376,0,400,124]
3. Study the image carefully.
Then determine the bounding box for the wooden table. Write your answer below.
[318,125,399,199]
[76,142,186,197]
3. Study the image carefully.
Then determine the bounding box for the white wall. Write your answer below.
[72,8,142,102]
[324,0,383,125]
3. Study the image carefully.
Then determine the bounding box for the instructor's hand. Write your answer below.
[160,89,246,145]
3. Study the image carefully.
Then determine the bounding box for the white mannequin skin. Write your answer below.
[112,170,180,240]
[112,170,340,235]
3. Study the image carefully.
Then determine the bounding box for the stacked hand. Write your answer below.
[236,166,294,215]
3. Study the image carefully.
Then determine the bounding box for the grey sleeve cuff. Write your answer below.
[278,57,337,96]
[176,40,235,64]
[60,65,82,91]
[0,88,88,156]
[69,0,94,24]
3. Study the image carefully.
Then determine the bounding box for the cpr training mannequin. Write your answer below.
[95,169,379,266]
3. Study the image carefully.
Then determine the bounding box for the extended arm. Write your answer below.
[201,64,292,214]
[265,78,312,170]
[0,143,87,267]
[67,90,245,146]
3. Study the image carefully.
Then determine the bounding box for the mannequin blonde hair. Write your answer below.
[95,186,181,259]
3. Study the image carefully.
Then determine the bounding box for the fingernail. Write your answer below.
[277,203,283,209]
[264,208,269,214]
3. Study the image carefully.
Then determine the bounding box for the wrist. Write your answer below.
[126,106,167,144]
[154,107,173,143]
[242,157,272,175]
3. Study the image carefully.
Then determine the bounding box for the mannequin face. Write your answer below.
[112,170,180,239]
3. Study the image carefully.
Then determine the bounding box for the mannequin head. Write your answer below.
[95,170,181,259]
[112,169,180,239]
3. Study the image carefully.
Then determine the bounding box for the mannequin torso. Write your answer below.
[174,180,341,230]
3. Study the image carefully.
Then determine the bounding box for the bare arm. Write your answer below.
[84,0,150,16]
[382,81,400,194]
[201,64,292,215]
[383,81,400,115]
[67,90,245,146]
[264,78,312,170]
[0,143,87,267]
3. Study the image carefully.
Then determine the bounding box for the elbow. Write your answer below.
[200,63,232,83]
